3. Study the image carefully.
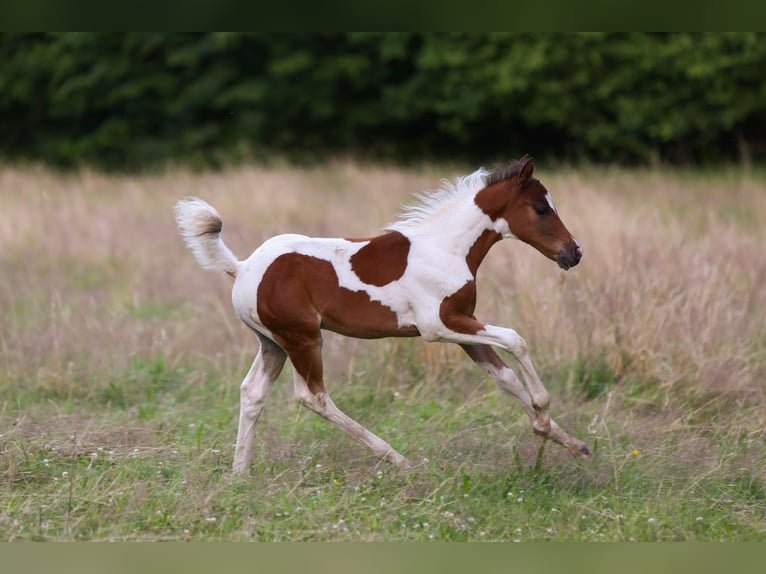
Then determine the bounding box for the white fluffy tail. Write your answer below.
[174,197,239,278]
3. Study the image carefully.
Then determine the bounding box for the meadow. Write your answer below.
[0,160,764,541]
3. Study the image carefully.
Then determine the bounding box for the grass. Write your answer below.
[1,161,765,541]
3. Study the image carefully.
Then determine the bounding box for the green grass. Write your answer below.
[1,353,764,541]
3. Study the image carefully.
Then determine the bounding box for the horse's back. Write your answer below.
[232,232,420,340]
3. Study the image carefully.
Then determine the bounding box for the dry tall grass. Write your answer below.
[1,161,764,449]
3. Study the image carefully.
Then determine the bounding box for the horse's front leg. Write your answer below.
[432,311,553,437]
[461,343,590,458]
[475,324,552,436]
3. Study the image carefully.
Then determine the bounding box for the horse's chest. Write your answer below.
[402,243,473,296]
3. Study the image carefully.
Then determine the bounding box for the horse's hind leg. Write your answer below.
[232,333,288,474]
[280,331,409,468]
[461,343,591,458]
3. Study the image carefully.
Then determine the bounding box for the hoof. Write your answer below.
[387,451,411,469]
[231,463,250,476]
[574,444,592,459]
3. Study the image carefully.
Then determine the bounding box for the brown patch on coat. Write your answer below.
[257,253,419,343]
[474,180,512,221]
[349,231,410,286]
[466,229,501,277]
[438,280,484,335]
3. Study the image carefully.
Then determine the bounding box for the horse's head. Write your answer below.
[477,155,582,270]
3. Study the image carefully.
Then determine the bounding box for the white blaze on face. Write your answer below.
[544,192,557,213]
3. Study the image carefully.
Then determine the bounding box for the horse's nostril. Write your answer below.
[575,245,583,261]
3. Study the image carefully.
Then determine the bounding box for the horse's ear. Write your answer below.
[518,154,534,186]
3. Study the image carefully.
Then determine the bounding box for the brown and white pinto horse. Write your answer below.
[175,156,590,474]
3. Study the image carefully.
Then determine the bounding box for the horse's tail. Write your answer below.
[174,197,239,278]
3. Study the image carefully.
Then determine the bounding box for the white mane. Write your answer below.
[384,167,490,233]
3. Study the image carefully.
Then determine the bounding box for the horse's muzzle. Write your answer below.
[556,242,582,270]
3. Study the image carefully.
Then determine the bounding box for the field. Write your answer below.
[1,161,765,541]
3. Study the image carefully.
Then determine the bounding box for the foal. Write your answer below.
[175,156,590,474]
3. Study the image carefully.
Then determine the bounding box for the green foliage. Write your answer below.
[2,33,766,169]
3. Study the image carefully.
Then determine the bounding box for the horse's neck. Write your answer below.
[406,194,502,272]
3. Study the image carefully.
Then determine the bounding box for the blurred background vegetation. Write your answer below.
[2,32,766,170]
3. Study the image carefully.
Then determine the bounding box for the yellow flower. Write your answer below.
[333,478,340,486]
[632,449,640,456]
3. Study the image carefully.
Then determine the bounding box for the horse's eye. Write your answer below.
[533,204,549,216]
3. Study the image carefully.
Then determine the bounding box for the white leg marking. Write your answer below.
[438,324,551,433]
[462,344,589,456]
[292,372,409,467]
[232,342,286,475]
[485,363,578,448]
